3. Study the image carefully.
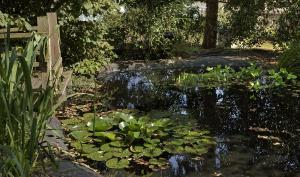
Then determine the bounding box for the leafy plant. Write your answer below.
[0,30,59,176]
[61,110,215,170]
[279,42,300,75]
[107,0,204,60]
[177,64,298,90]
[73,59,106,75]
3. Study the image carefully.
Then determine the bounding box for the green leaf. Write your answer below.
[142,148,163,157]
[71,143,98,154]
[130,146,144,153]
[86,151,113,161]
[113,112,136,122]
[110,141,125,147]
[94,132,116,141]
[87,119,113,132]
[70,131,92,142]
[128,131,140,139]
[106,158,130,169]
[149,158,169,167]
[113,149,132,158]
[83,113,97,121]
[83,1,93,10]
[100,143,112,151]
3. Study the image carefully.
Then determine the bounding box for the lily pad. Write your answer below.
[86,151,113,161]
[87,119,113,132]
[94,132,117,141]
[83,113,97,120]
[68,123,88,131]
[130,146,144,153]
[149,158,169,168]
[100,144,124,154]
[113,149,132,158]
[106,158,130,169]
[128,131,140,139]
[71,142,98,154]
[113,112,135,123]
[110,141,125,147]
[70,131,92,142]
[153,118,172,127]
[142,148,163,157]
[164,144,184,154]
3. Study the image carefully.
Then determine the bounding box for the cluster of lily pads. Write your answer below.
[177,64,298,90]
[61,110,214,170]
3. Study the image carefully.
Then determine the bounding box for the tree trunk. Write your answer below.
[202,0,219,49]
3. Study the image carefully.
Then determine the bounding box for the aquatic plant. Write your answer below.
[177,64,298,91]
[61,110,214,170]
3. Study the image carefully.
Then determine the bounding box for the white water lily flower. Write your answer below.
[72,125,79,129]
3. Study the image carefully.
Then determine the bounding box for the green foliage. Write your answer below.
[220,0,272,47]
[177,64,298,90]
[276,1,300,46]
[220,0,300,48]
[0,31,58,176]
[1,1,118,74]
[59,0,118,73]
[73,59,105,75]
[108,0,204,59]
[279,42,300,75]
[62,110,214,170]
[177,65,236,88]
[0,11,31,30]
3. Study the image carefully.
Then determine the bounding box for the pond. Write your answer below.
[97,67,300,177]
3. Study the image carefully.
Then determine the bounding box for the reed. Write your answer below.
[0,27,58,177]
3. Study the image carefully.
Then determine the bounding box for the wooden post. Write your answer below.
[0,13,70,99]
[47,12,63,87]
[37,16,50,88]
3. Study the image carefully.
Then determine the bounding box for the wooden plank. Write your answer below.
[47,12,62,74]
[58,70,73,103]
[37,16,49,65]
[37,15,49,85]
[0,32,32,39]
[33,62,40,68]
[0,26,38,33]
[37,17,48,34]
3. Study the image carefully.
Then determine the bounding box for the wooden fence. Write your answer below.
[0,12,71,98]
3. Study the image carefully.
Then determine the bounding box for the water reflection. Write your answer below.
[99,69,300,177]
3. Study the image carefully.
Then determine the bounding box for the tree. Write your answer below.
[202,0,219,49]
[0,0,118,73]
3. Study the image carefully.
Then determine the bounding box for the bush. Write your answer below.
[279,42,300,75]
[107,1,205,60]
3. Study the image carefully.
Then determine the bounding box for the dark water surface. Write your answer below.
[98,68,300,177]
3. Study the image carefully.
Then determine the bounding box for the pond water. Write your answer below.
[98,68,300,177]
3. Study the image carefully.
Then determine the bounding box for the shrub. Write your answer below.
[279,42,300,75]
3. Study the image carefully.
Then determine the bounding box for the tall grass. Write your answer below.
[0,28,58,177]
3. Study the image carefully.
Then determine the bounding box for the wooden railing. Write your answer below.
[0,12,64,89]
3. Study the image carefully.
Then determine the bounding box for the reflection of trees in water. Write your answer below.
[100,70,300,176]
[104,71,299,134]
